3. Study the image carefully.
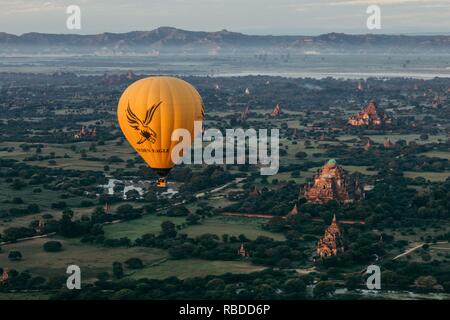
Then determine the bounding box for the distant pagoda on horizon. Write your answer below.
[348,101,392,127]
[303,159,364,204]
[316,214,345,258]
[357,81,364,92]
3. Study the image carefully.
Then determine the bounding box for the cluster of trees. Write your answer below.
[46,260,450,300]
[0,158,106,218]
[224,182,299,216]
[179,166,235,194]
[322,139,450,173]
[374,260,450,292]
[51,269,313,300]
[283,172,450,228]
[0,268,65,292]
[130,221,309,268]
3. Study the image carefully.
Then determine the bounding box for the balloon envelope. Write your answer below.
[117,76,204,177]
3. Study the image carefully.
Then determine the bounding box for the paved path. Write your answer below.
[392,241,448,260]
[0,232,56,246]
[195,177,245,198]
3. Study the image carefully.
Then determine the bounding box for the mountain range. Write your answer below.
[1,27,449,55]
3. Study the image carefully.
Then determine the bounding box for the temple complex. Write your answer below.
[316,214,345,258]
[270,104,282,117]
[304,159,364,204]
[348,101,392,126]
[74,126,96,139]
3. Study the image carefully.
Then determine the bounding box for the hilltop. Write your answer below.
[0,27,449,55]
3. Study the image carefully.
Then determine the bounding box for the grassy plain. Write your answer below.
[103,215,285,241]
[0,237,168,280]
[130,258,265,280]
[404,171,450,182]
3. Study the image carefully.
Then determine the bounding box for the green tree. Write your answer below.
[43,241,63,252]
[345,274,362,290]
[124,258,144,269]
[112,262,124,279]
[160,221,177,238]
[313,281,335,298]
[8,250,22,261]
[284,278,306,294]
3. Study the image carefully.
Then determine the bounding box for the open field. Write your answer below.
[306,165,378,176]
[268,171,306,184]
[0,292,51,300]
[0,183,88,212]
[0,237,168,280]
[341,165,378,176]
[104,215,285,241]
[103,215,187,240]
[0,202,141,233]
[0,140,137,171]
[338,134,448,145]
[419,151,450,160]
[404,171,450,182]
[130,258,265,280]
[181,216,285,240]
[279,139,326,164]
[276,164,379,178]
[396,241,450,263]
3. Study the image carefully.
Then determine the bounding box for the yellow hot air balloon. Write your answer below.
[117,76,204,187]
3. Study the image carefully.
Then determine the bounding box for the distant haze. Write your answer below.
[0,0,449,35]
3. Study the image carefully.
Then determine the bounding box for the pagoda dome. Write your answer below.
[326,159,337,167]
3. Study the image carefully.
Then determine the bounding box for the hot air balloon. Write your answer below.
[117,76,204,187]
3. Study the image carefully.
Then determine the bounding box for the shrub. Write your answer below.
[43,241,63,252]
[8,250,22,261]
[124,257,144,269]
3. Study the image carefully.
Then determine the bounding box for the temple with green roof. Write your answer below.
[304,159,364,204]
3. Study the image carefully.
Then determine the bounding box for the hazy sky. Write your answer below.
[1,0,449,35]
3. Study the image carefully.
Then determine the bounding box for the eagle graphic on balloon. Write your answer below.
[126,101,161,145]
[118,76,204,188]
